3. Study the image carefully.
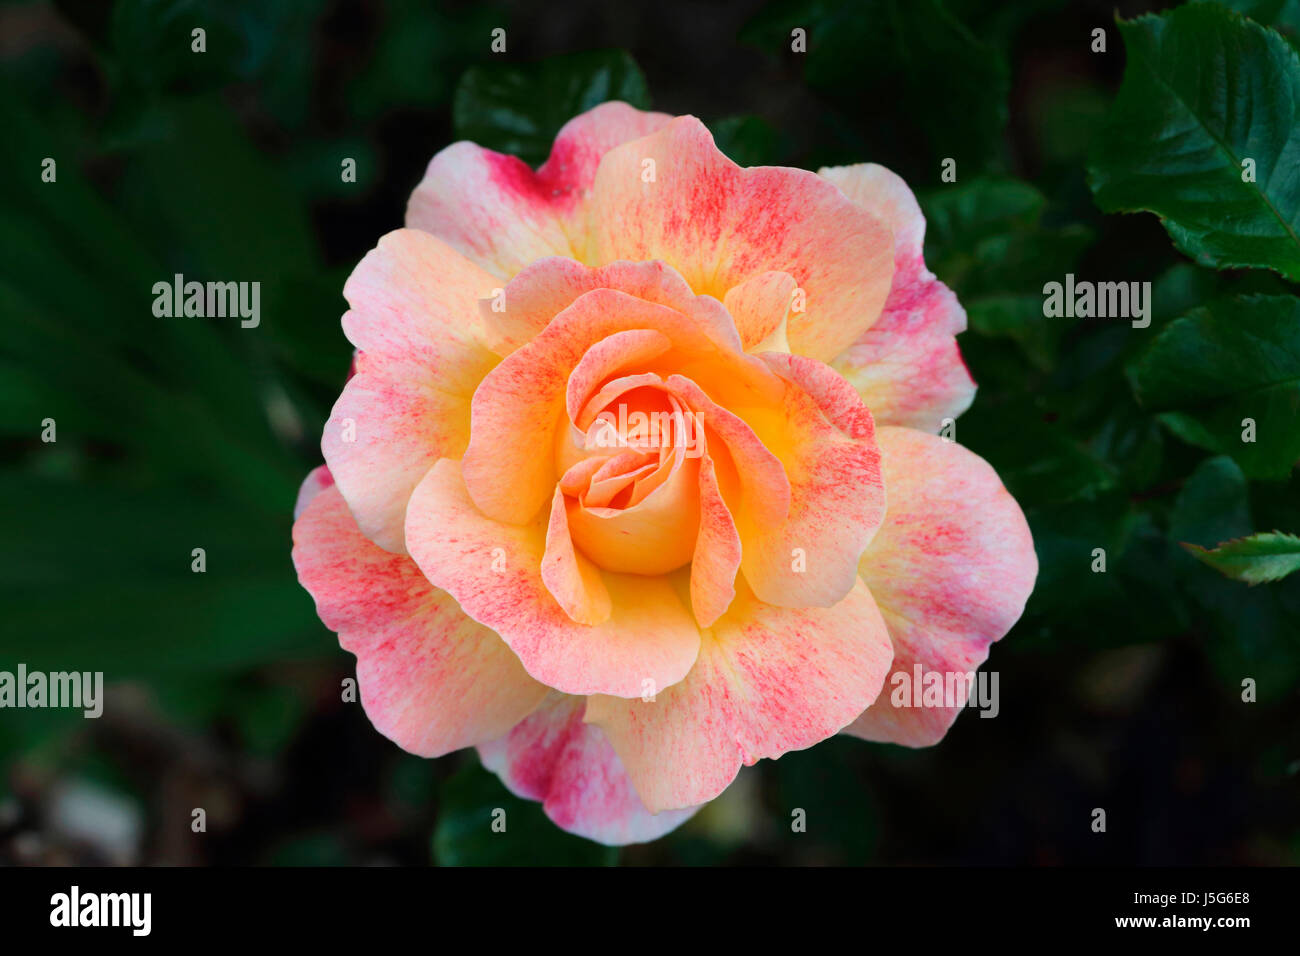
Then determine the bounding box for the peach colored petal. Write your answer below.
[690,453,742,628]
[407,102,672,279]
[566,330,672,426]
[482,255,740,357]
[405,459,701,698]
[462,283,762,526]
[844,426,1037,747]
[567,449,701,576]
[324,229,500,552]
[660,374,790,531]
[541,488,611,626]
[479,694,698,845]
[587,117,894,362]
[820,164,975,432]
[587,577,894,812]
[292,484,546,756]
[722,270,797,352]
[675,355,886,609]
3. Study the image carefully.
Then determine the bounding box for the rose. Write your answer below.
[292,103,1037,845]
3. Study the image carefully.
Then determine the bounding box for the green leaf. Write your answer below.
[1184,532,1300,584]
[432,758,618,866]
[453,51,650,167]
[1089,4,1300,280]
[922,179,1092,301]
[741,0,1009,170]
[711,114,779,167]
[1129,295,1300,479]
[1193,0,1300,51]
[965,295,1064,370]
[1170,455,1253,548]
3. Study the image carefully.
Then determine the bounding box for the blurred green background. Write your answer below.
[0,0,1297,865]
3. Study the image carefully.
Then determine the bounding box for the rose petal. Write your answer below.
[689,452,743,628]
[463,280,761,527]
[588,116,894,361]
[408,102,672,279]
[292,484,546,756]
[541,487,612,626]
[587,577,894,812]
[844,426,1037,746]
[406,459,701,698]
[820,164,975,432]
[722,270,797,352]
[293,464,335,520]
[673,355,886,609]
[479,693,698,845]
[482,255,739,357]
[324,229,501,552]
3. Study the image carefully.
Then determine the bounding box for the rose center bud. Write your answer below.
[555,379,702,576]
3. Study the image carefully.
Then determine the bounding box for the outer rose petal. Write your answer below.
[407,102,672,278]
[293,464,334,520]
[292,484,546,757]
[820,164,975,432]
[844,426,1037,747]
[405,459,701,699]
[587,578,894,812]
[587,116,895,362]
[324,229,500,552]
[479,694,698,846]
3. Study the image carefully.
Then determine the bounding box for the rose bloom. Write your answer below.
[292,103,1036,845]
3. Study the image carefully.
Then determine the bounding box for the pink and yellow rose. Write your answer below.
[292,102,1037,844]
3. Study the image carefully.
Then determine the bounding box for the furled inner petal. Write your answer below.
[462,273,771,526]
[541,487,612,627]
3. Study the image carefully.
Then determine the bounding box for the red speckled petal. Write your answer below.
[292,484,546,756]
[686,354,886,609]
[407,102,672,279]
[479,693,698,846]
[722,270,797,352]
[587,577,893,812]
[324,229,501,553]
[587,117,894,362]
[844,426,1037,746]
[293,464,335,520]
[821,164,976,432]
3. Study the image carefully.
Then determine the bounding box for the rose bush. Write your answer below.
[291,102,1037,845]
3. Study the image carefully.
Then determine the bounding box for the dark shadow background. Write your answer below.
[0,0,1297,865]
